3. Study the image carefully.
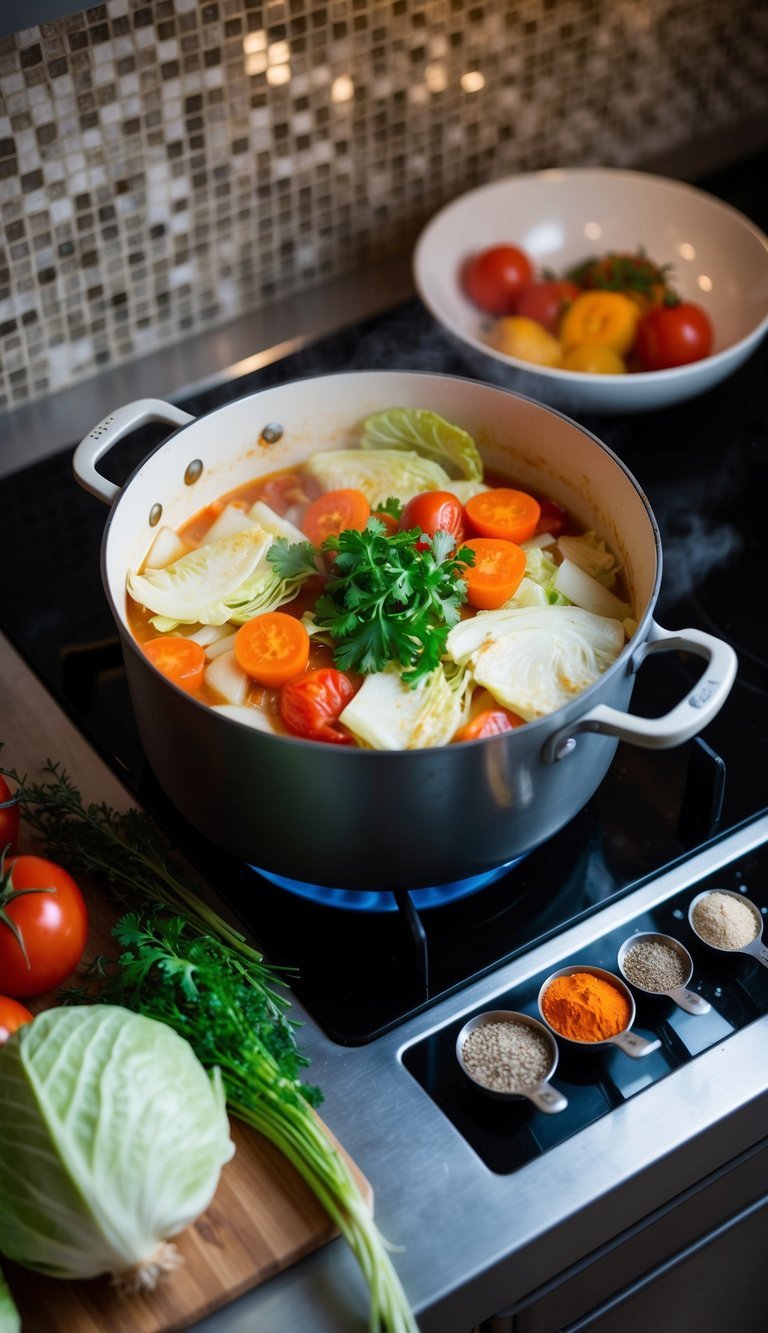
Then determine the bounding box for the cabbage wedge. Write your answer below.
[556,531,619,587]
[304,448,453,509]
[128,527,271,626]
[339,664,468,749]
[446,605,625,721]
[360,407,484,481]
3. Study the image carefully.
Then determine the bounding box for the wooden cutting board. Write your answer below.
[0,632,371,1332]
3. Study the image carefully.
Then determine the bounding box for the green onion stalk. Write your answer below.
[2,761,418,1333]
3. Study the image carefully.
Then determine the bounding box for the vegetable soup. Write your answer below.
[126,408,634,749]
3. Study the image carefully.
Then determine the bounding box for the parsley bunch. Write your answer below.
[269,517,473,684]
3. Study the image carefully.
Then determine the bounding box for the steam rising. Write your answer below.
[650,461,743,606]
[294,304,744,610]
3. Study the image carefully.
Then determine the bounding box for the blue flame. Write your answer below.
[254,861,520,912]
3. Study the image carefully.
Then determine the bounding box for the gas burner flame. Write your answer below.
[254,862,522,912]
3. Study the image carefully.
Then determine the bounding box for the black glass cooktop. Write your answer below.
[1,154,766,1045]
[403,838,768,1174]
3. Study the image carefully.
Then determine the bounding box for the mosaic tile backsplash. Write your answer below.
[0,0,766,409]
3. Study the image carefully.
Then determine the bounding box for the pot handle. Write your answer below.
[72,398,196,506]
[542,621,737,763]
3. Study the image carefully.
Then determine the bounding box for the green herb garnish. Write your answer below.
[271,520,473,684]
[565,248,674,298]
[374,496,404,521]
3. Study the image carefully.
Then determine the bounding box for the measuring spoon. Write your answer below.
[618,931,711,1014]
[538,964,661,1059]
[688,888,768,969]
[456,1010,568,1114]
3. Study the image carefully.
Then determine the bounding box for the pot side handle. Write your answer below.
[72,398,196,506]
[542,621,737,763]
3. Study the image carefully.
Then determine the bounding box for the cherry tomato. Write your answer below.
[0,855,89,998]
[515,279,580,334]
[454,708,525,741]
[400,491,464,545]
[302,488,371,546]
[535,497,568,537]
[0,775,19,855]
[462,245,534,316]
[280,668,357,744]
[0,994,33,1046]
[634,301,713,370]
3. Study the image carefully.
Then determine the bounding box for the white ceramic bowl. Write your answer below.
[413,167,768,415]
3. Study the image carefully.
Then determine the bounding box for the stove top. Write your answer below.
[2,155,766,1049]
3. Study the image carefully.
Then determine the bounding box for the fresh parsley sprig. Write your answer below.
[270,520,473,685]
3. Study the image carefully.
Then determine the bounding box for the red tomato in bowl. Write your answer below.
[0,994,33,1045]
[400,491,464,545]
[515,279,580,335]
[0,855,89,998]
[0,775,19,854]
[462,245,534,316]
[634,301,713,370]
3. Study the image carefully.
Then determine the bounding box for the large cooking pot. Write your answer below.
[73,371,737,890]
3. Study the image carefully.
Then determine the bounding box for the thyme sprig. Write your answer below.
[0,759,286,1006]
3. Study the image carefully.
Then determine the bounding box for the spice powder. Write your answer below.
[541,972,631,1042]
[622,940,687,992]
[462,1020,553,1092]
[691,891,759,951]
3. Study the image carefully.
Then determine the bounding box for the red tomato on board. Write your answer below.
[400,491,464,545]
[634,301,713,370]
[515,279,581,335]
[280,668,357,744]
[0,775,19,854]
[0,994,33,1045]
[462,245,535,316]
[0,855,89,998]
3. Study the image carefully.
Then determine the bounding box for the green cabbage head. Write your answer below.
[0,1006,234,1287]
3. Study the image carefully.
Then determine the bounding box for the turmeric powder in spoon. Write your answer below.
[541,971,631,1042]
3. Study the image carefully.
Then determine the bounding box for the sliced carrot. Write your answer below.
[302,488,371,546]
[459,537,526,610]
[454,707,525,741]
[143,636,206,694]
[464,488,541,544]
[235,611,310,687]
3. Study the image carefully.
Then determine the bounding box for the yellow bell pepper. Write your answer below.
[559,292,640,356]
[559,344,627,375]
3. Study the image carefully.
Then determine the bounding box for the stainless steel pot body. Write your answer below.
[74,371,737,890]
